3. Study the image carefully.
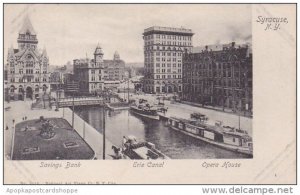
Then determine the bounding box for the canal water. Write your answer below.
[74,106,249,159]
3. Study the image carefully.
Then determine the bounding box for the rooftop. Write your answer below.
[192,42,252,54]
[19,16,36,35]
[143,26,193,35]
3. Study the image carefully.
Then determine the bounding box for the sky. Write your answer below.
[4,4,252,65]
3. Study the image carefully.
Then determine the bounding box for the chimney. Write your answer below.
[231,42,235,48]
[205,45,208,50]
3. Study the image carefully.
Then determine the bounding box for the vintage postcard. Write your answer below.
[2,3,296,184]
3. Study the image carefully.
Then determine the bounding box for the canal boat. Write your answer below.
[111,136,169,160]
[167,117,253,156]
[130,99,159,120]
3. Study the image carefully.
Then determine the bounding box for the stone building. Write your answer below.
[142,26,194,94]
[6,16,50,101]
[73,44,125,94]
[103,51,125,81]
[182,42,252,114]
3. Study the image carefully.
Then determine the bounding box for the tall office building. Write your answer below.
[142,26,193,94]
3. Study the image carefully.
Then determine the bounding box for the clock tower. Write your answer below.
[94,43,104,67]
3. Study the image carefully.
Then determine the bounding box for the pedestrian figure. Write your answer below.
[25,116,27,120]
[22,117,24,121]
[5,125,8,131]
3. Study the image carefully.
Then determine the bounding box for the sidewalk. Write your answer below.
[4,100,114,160]
[180,101,253,118]
[4,100,63,158]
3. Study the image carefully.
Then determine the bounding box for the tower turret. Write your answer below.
[113,51,120,60]
[94,43,104,64]
[17,16,38,51]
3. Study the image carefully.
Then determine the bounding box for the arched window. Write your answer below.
[18,85,23,93]
[10,85,15,93]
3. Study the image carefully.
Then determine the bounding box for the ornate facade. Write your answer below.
[182,42,253,114]
[73,45,125,94]
[143,26,194,94]
[6,16,50,101]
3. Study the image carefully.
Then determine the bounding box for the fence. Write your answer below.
[62,108,113,159]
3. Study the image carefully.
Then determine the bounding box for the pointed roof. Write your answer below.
[94,43,104,55]
[114,51,120,60]
[8,45,15,56]
[42,46,47,57]
[19,15,36,35]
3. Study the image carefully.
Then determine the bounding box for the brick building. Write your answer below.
[182,42,252,114]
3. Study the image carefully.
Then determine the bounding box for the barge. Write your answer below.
[167,117,253,157]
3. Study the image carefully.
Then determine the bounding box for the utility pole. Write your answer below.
[123,85,125,101]
[10,120,16,160]
[102,104,106,160]
[72,92,75,130]
[127,78,130,103]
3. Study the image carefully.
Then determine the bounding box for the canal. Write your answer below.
[74,106,249,159]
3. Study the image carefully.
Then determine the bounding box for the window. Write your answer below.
[233,138,235,142]
[156,75,160,79]
[156,63,160,67]
[19,69,23,74]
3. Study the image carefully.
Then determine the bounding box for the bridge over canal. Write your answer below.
[56,97,105,108]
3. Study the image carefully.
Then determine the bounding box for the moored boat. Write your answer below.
[130,99,159,120]
[167,117,253,156]
[111,136,169,160]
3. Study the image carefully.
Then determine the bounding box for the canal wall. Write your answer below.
[62,108,114,159]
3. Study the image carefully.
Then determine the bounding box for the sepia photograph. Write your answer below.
[2,3,296,185]
[4,4,253,161]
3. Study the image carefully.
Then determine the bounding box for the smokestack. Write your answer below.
[232,42,235,48]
